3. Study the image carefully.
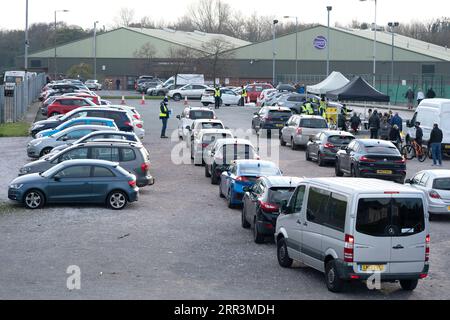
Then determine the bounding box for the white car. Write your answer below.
[176,107,216,140]
[188,119,226,144]
[191,129,234,165]
[168,84,212,101]
[406,169,450,217]
[201,88,241,106]
[259,88,278,106]
[107,105,145,139]
[84,80,102,90]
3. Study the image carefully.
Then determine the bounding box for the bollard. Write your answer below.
[121,96,126,105]
[141,94,145,105]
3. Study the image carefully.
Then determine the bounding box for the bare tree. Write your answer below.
[134,42,157,73]
[199,38,235,85]
[167,46,201,83]
[187,0,232,34]
[114,8,136,27]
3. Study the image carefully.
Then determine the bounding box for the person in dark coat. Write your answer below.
[426,87,436,99]
[337,109,347,131]
[429,123,443,166]
[350,113,361,134]
[115,78,121,91]
[390,112,403,132]
[379,117,392,140]
[389,124,402,149]
[369,110,381,139]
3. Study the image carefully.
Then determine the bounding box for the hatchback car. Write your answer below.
[46,97,97,117]
[191,129,233,165]
[242,176,302,243]
[36,117,117,138]
[201,88,241,106]
[252,106,292,131]
[176,107,216,140]
[406,169,450,217]
[19,141,154,188]
[306,130,355,166]
[280,115,329,149]
[335,139,406,183]
[84,80,102,91]
[188,119,225,143]
[9,159,138,210]
[169,84,211,101]
[219,160,282,208]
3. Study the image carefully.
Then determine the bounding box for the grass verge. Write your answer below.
[0,122,30,137]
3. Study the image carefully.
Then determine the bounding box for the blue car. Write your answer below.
[8,159,138,210]
[219,160,282,208]
[36,117,118,138]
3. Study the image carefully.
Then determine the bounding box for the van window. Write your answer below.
[356,198,424,237]
[306,187,330,223]
[325,193,347,232]
[121,148,136,161]
[290,185,306,213]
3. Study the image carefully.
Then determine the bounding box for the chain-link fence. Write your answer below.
[0,73,46,123]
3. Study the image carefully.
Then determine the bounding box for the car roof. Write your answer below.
[70,107,127,113]
[198,129,232,135]
[86,130,132,136]
[356,139,396,147]
[57,159,119,167]
[214,138,254,146]
[322,130,355,137]
[261,176,303,188]
[78,141,141,147]
[417,169,450,178]
[65,117,113,123]
[54,125,114,135]
[264,106,292,111]
[234,159,277,166]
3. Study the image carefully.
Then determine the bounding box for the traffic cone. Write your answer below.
[141,94,145,105]
[121,96,125,105]
[247,96,251,104]
[184,96,188,106]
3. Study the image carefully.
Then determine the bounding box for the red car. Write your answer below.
[46,97,96,117]
[245,83,274,102]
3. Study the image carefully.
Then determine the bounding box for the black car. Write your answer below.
[306,130,355,166]
[252,106,292,131]
[30,107,134,137]
[335,139,406,183]
[241,176,302,243]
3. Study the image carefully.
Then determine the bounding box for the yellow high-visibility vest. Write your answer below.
[215,89,221,97]
[159,104,168,118]
[241,89,247,97]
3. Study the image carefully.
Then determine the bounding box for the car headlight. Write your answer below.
[33,124,44,129]
[10,184,23,189]
[19,167,31,174]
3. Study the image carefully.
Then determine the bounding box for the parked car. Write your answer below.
[49,130,140,156]
[252,106,292,131]
[191,129,234,165]
[306,130,355,166]
[148,84,184,96]
[245,83,274,103]
[280,115,329,149]
[27,125,117,158]
[219,160,282,208]
[138,80,162,94]
[84,80,102,90]
[335,139,406,183]
[176,107,216,140]
[406,169,450,218]
[9,159,138,210]
[188,119,225,143]
[205,139,259,185]
[258,88,278,106]
[265,91,290,107]
[46,97,97,117]
[168,84,212,101]
[106,105,145,139]
[30,107,134,137]
[19,141,154,187]
[275,177,429,292]
[277,93,321,114]
[201,88,241,106]
[242,176,302,243]
[36,117,118,138]
[61,92,100,105]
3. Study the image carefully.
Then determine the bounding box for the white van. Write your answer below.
[3,71,36,96]
[275,178,429,292]
[405,98,450,156]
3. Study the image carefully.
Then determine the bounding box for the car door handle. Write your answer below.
[296,219,302,225]
[392,245,404,249]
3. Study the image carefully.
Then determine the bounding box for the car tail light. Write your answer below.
[136,123,143,129]
[128,180,137,188]
[419,273,428,279]
[296,128,302,135]
[201,143,209,148]
[124,121,133,128]
[359,156,376,162]
[236,176,249,182]
[259,201,279,212]
[429,190,441,199]
[425,234,430,262]
[133,114,141,120]
[395,158,406,164]
[344,234,354,263]
[324,143,335,149]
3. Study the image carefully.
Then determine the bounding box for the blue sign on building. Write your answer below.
[313,36,328,50]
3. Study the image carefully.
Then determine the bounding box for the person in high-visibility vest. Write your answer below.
[240,85,247,106]
[214,86,222,109]
[319,98,327,119]
[305,100,314,115]
[159,97,169,138]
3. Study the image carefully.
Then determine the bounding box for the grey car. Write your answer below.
[19,141,154,188]
[9,159,138,210]
[306,130,355,166]
[26,125,118,159]
[280,115,329,149]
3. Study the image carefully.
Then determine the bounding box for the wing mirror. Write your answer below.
[53,175,61,181]
[340,145,347,151]
[186,126,191,131]
[405,179,412,184]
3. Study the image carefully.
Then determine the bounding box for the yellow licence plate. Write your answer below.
[360,265,385,272]
[445,145,450,149]
[276,124,284,128]
[447,206,450,211]
[377,170,392,174]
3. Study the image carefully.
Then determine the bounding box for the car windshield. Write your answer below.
[189,111,214,120]
[203,133,232,144]
[238,163,280,176]
[356,198,424,237]
[433,178,450,190]
[268,187,296,204]
[364,146,399,155]
[268,110,292,117]
[220,144,255,161]
[300,119,328,128]
[202,122,223,129]
[328,135,354,145]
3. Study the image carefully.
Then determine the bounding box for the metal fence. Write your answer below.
[0,73,46,124]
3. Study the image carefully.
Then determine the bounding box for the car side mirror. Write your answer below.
[62,137,68,141]
[176,115,181,120]
[285,122,289,126]
[186,126,191,131]
[405,179,412,184]
[340,145,347,150]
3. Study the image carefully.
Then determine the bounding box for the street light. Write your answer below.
[360,0,377,87]
[388,22,399,95]
[326,6,332,76]
[54,9,69,80]
[93,21,99,81]
[272,19,279,86]
[283,16,299,83]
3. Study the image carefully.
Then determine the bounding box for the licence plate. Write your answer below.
[447,205,450,211]
[276,124,283,128]
[360,265,385,272]
[377,170,392,174]
[445,145,450,149]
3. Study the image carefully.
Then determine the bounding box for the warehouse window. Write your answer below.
[30,60,42,68]
[422,64,435,74]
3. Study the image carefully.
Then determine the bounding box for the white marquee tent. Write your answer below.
[307,71,350,95]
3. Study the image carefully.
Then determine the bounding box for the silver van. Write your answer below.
[275,178,430,292]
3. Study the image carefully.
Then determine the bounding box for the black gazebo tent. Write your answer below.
[326,76,390,102]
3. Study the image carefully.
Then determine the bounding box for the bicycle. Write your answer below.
[401,139,428,162]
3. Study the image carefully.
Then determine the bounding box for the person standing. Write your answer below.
[379,117,392,140]
[159,97,169,138]
[390,112,403,132]
[318,97,327,119]
[115,78,121,91]
[338,109,347,131]
[429,123,443,166]
[426,87,436,99]
[405,87,415,110]
[214,86,222,109]
[239,85,247,106]
[369,110,381,139]
[417,88,425,106]
[350,113,361,134]
[389,124,402,150]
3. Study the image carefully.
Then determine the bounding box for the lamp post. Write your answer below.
[272,19,279,86]
[388,22,399,96]
[283,16,299,83]
[93,21,99,81]
[24,0,29,74]
[326,6,332,76]
[360,0,377,87]
[54,9,69,80]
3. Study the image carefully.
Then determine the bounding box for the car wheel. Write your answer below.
[241,206,250,229]
[351,165,359,177]
[173,94,182,101]
[325,260,345,293]
[335,160,344,177]
[318,152,325,166]
[23,189,45,210]
[211,166,219,185]
[40,147,53,157]
[205,164,211,177]
[291,138,298,150]
[277,237,293,268]
[399,279,418,291]
[253,217,265,243]
[280,134,286,146]
[305,149,311,161]
[107,190,128,210]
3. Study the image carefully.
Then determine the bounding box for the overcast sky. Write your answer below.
[1,0,449,31]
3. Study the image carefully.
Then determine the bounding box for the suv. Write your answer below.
[275,178,429,292]
[280,115,328,150]
[245,83,274,103]
[19,141,154,187]
[176,107,216,140]
[30,107,134,137]
[252,106,292,131]
[306,130,355,166]
[47,97,97,117]
[191,129,234,165]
